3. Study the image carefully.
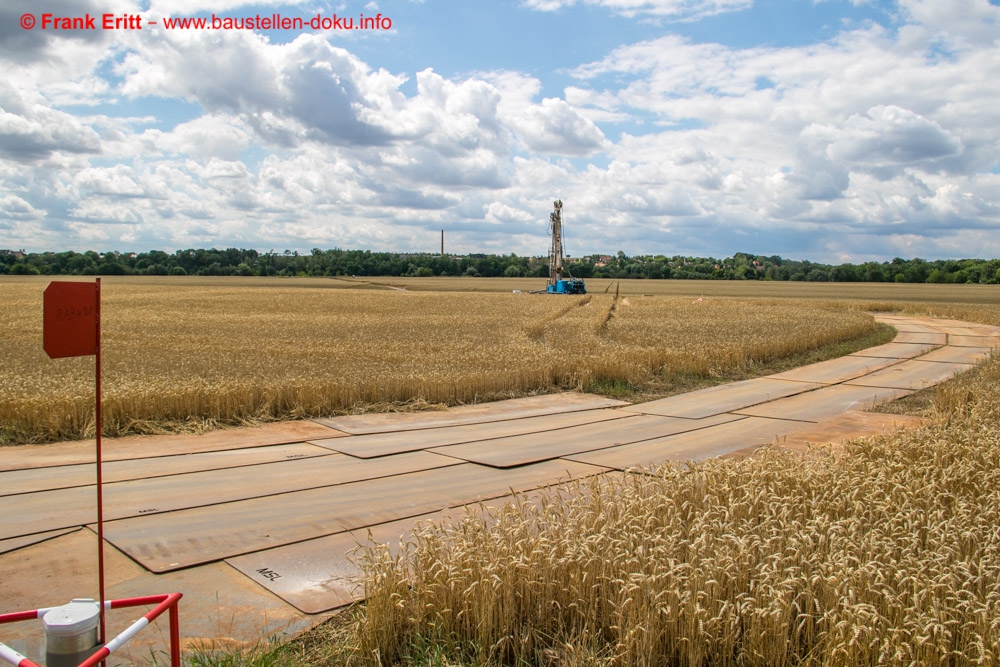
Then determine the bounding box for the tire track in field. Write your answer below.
[596,281,620,334]
[526,294,592,341]
[335,278,408,291]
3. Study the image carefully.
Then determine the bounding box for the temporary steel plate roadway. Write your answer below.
[1,314,998,665]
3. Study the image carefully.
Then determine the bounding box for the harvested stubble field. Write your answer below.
[0,276,891,445]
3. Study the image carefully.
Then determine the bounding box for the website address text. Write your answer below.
[163,13,393,31]
[19,12,392,32]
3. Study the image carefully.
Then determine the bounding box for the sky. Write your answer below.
[1,0,999,263]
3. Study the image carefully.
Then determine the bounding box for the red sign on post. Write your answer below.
[43,281,98,359]
[42,279,108,643]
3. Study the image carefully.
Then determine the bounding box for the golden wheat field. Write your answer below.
[0,276,891,444]
[344,353,1000,667]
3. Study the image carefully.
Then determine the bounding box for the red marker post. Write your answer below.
[42,279,107,651]
[43,282,98,358]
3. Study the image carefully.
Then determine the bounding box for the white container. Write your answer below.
[42,599,101,667]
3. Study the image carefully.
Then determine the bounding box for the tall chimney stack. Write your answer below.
[441,230,444,256]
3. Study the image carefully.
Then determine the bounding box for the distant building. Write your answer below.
[0,249,26,259]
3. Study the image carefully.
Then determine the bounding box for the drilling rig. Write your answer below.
[544,199,586,294]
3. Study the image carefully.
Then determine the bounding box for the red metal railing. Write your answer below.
[0,593,182,667]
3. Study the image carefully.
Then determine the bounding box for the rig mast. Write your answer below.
[545,200,586,294]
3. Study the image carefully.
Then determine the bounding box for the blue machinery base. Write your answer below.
[546,279,587,294]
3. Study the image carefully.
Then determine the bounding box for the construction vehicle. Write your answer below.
[543,200,586,294]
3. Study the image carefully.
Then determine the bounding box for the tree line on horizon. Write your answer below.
[2,248,999,284]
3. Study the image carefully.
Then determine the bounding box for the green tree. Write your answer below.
[504,265,523,277]
[10,262,39,275]
[927,269,948,284]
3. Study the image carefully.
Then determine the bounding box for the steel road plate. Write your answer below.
[0,443,332,497]
[314,393,629,434]
[947,335,1000,348]
[734,384,913,422]
[770,354,902,384]
[917,346,994,363]
[311,409,631,458]
[891,332,947,345]
[432,413,744,468]
[0,450,458,541]
[621,378,823,419]
[0,420,345,472]
[872,321,944,334]
[0,528,80,555]
[844,359,975,390]
[935,326,998,336]
[226,511,453,613]
[850,342,940,359]
[100,459,608,572]
[564,416,798,470]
